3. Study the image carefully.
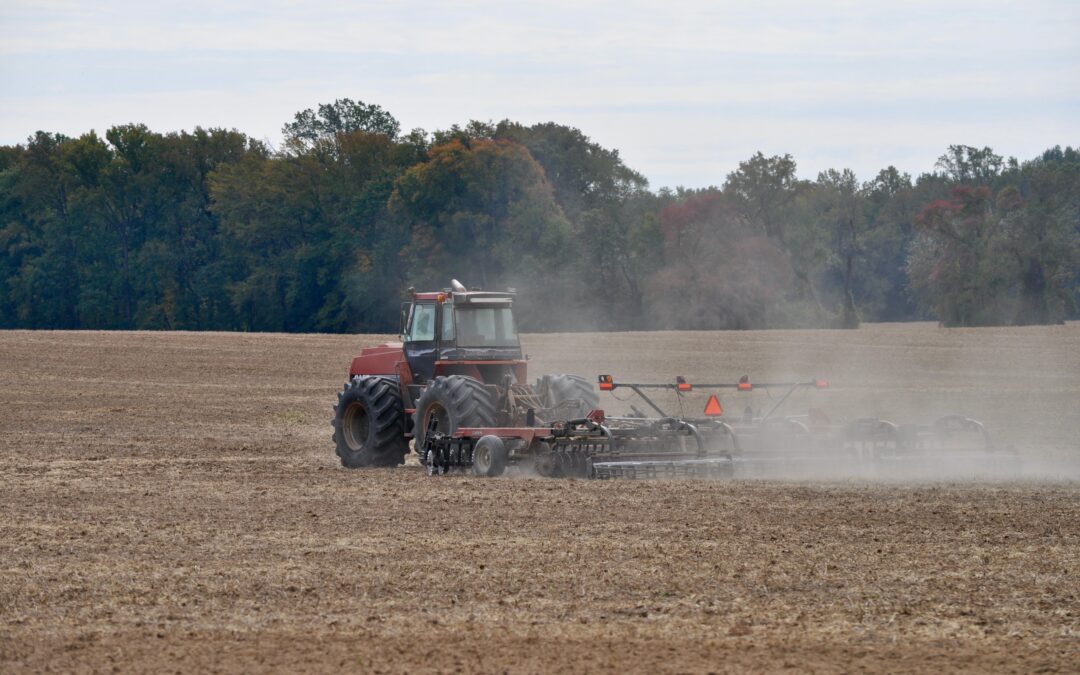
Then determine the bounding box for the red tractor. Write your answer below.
[332,280,597,469]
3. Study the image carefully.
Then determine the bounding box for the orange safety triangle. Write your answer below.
[703,394,723,417]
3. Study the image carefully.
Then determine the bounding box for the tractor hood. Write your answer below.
[349,342,403,378]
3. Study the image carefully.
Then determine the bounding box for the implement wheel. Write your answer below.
[412,376,497,450]
[332,376,409,468]
[472,435,508,477]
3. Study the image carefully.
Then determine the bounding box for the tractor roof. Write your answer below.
[412,290,515,304]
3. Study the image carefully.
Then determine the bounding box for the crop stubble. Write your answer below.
[1,324,1078,672]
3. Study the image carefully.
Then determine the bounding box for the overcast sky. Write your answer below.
[1,0,1077,188]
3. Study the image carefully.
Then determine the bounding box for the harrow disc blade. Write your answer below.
[591,458,734,480]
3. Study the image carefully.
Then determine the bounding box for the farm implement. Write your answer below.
[418,375,1007,479]
[332,280,1010,479]
[583,376,1009,478]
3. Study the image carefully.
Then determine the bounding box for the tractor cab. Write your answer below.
[401,280,526,386]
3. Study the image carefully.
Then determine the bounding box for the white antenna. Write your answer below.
[450,279,467,292]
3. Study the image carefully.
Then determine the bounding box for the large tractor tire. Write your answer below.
[332,376,409,468]
[412,376,497,452]
[543,374,599,419]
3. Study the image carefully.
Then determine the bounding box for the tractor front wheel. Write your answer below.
[332,376,409,468]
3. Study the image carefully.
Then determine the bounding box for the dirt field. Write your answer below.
[1,324,1079,672]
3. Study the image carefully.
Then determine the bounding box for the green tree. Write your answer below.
[3,132,83,327]
[907,186,1012,325]
[494,121,653,327]
[646,189,792,329]
[935,145,1005,186]
[800,168,911,328]
[861,166,918,321]
[210,128,415,331]
[389,137,572,328]
[909,146,1079,326]
[3,107,1078,334]
[806,169,866,327]
[724,152,826,324]
[1001,148,1080,323]
[134,128,264,329]
[283,99,401,154]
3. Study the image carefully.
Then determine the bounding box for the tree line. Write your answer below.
[1,99,1077,333]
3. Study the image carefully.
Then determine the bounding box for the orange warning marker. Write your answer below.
[703,394,723,417]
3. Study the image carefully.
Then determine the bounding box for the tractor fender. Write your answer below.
[349,342,404,378]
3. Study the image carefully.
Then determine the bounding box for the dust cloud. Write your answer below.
[521,321,1080,482]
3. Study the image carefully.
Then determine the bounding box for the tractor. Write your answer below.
[331,280,597,469]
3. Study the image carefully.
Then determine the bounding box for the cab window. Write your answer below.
[407,303,436,341]
[455,306,518,347]
[441,304,455,341]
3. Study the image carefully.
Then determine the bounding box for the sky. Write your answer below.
[1,0,1077,189]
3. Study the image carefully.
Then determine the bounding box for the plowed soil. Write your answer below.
[2,324,1079,673]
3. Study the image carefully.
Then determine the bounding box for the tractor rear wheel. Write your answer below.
[332,376,409,468]
[543,374,599,419]
[412,375,497,451]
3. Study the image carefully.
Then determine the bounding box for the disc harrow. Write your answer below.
[418,374,1011,480]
